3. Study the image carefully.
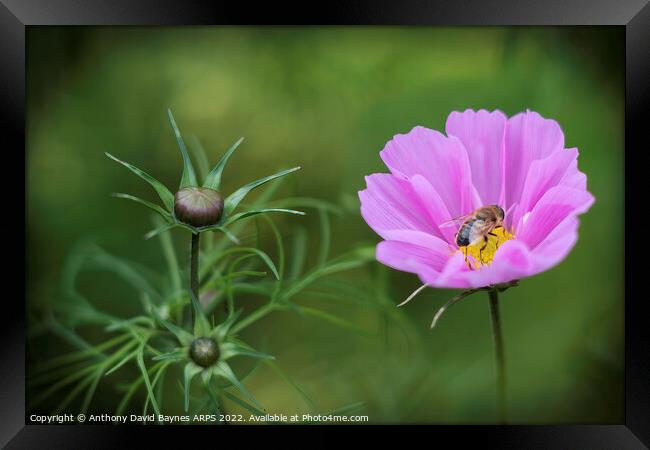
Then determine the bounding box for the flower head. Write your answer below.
[106,109,303,240]
[359,109,594,289]
[174,187,224,227]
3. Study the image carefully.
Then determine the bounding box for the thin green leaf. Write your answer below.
[136,341,161,416]
[430,288,481,329]
[261,215,285,297]
[105,349,138,376]
[211,309,242,341]
[207,176,285,255]
[149,302,194,346]
[203,137,244,190]
[288,226,308,279]
[143,362,170,419]
[54,373,95,414]
[224,208,305,227]
[105,152,174,211]
[43,310,92,351]
[152,348,185,362]
[153,215,182,294]
[233,248,279,280]
[202,377,222,416]
[317,206,330,266]
[80,370,104,414]
[189,135,211,183]
[215,362,262,409]
[184,362,203,412]
[220,342,275,361]
[167,108,198,188]
[111,193,172,221]
[221,390,267,417]
[285,247,375,299]
[325,401,365,416]
[84,247,162,300]
[223,166,301,217]
[191,291,211,337]
[144,222,179,240]
[30,333,131,375]
[115,361,166,415]
[267,196,342,215]
[294,305,372,335]
[29,364,97,408]
[217,226,241,244]
[265,359,317,412]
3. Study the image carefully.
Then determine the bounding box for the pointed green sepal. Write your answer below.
[111,193,172,222]
[214,361,262,409]
[167,109,198,189]
[223,166,301,217]
[190,291,211,337]
[144,222,180,240]
[223,208,305,227]
[151,348,186,362]
[183,362,203,412]
[220,342,275,361]
[105,152,174,211]
[210,309,242,341]
[203,137,244,191]
[136,342,161,416]
[149,304,194,346]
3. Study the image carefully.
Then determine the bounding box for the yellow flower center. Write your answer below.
[458,227,515,270]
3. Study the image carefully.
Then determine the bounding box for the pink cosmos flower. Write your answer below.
[359,109,594,289]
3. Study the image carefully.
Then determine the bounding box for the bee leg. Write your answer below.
[479,240,488,264]
[462,247,472,269]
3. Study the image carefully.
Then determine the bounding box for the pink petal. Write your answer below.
[380,126,477,218]
[502,111,565,213]
[359,173,436,239]
[530,216,580,272]
[510,148,579,230]
[426,252,472,288]
[429,239,537,288]
[559,156,587,190]
[376,240,445,281]
[409,174,457,245]
[445,109,507,206]
[517,186,594,250]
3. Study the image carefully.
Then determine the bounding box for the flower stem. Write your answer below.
[488,288,507,423]
[190,232,200,323]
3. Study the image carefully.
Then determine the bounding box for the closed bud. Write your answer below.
[189,337,220,367]
[174,187,224,227]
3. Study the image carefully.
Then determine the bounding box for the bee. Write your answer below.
[441,205,506,264]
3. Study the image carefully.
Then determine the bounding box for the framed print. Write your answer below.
[3,0,648,447]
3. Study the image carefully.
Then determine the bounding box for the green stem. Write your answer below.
[231,303,277,334]
[190,232,200,323]
[488,288,507,423]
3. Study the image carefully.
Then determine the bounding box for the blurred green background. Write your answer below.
[27,26,624,423]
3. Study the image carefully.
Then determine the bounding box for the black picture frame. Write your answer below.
[4,0,647,447]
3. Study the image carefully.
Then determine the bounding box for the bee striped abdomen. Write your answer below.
[455,219,485,247]
[455,221,473,247]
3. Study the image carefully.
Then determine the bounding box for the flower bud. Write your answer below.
[189,337,220,367]
[174,187,224,227]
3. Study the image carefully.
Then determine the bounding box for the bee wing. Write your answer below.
[439,214,472,229]
[479,218,499,233]
[467,220,498,245]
